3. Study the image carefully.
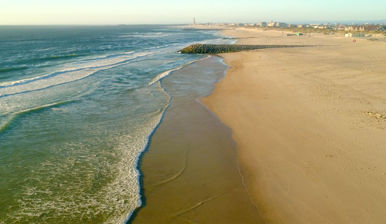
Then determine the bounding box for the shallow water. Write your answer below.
[0,25,232,223]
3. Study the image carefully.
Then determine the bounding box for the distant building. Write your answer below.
[335,25,346,31]
[265,21,287,28]
[378,25,386,31]
[246,23,256,27]
[257,22,267,27]
[297,24,304,28]
[267,22,276,27]
[364,25,379,31]
[275,22,288,27]
[345,26,365,32]
[314,25,328,29]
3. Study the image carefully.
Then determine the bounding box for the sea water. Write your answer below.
[0,25,232,223]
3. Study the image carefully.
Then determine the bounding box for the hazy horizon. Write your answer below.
[1,0,385,25]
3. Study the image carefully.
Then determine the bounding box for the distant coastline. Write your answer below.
[180,23,386,41]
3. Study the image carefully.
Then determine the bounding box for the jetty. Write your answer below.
[179,44,310,54]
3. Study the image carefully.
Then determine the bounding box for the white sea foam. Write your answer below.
[5,83,171,224]
[148,56,211,86]
[119,32,169,38]
[0,100,74,133]
[0,74,48,88]
[145,37,233,88]
[148,67,182,86]
[0,115,15,132]
[0,75,99,120]
[0,52,151,97]
[0,26,235,224]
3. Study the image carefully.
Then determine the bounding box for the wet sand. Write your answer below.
[131,56,264,223]
[202,28,386,223]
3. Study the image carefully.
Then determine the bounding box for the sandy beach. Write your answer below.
[132,56,264,224]
[2,1,385,223]
[202,28,386,223]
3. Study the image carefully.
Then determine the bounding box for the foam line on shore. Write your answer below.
[124,81,172,224]
[0,100,75,133]
[126,55,222,223]
[148,56,211,86]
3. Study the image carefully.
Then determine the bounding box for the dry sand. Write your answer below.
[202,28,386,223]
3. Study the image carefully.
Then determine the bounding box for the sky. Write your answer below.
[0,0,385,25]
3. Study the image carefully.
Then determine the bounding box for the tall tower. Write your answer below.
[193,17,196,25]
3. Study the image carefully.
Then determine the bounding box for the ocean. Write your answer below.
[0,25,232,223]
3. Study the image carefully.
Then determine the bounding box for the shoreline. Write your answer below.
[203,27,386,223]
[125,82,172,224]
[131,56,265,223]
[127,56,211,223]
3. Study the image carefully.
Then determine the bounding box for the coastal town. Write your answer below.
[229,21,385,32]
[191,20,386,39]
